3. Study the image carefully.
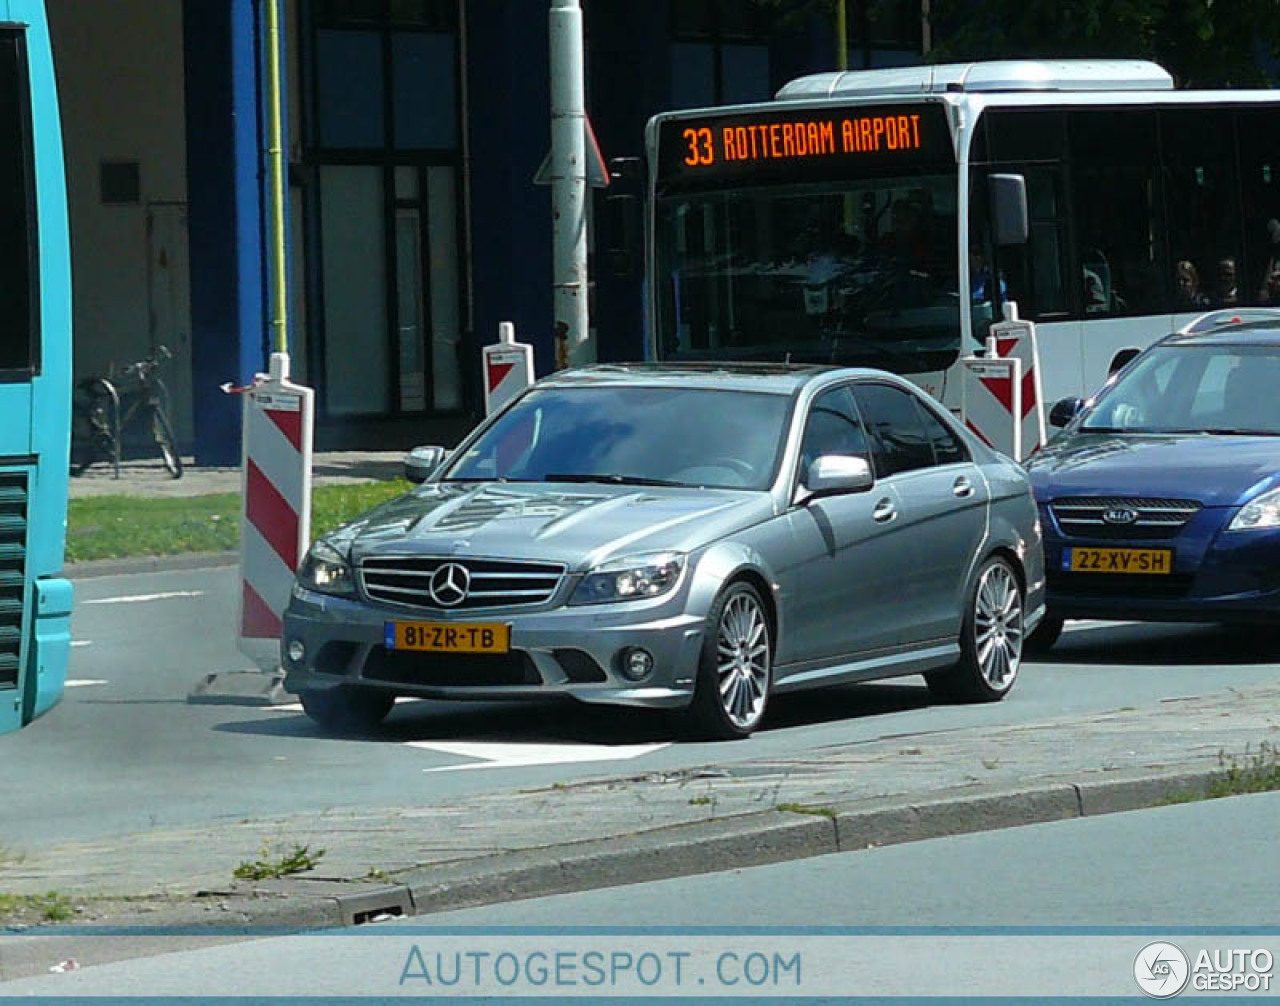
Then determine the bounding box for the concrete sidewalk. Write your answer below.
[67,451,408,499]
[0,680,1275,931]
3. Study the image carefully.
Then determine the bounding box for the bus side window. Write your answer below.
[0,31,34,373]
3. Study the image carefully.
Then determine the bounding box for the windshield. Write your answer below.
[443,385,792,490]
[654,173,960,373]
[1081,343,1280,435]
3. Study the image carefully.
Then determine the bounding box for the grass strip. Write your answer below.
[66,480,412,562]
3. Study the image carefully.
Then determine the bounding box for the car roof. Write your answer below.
[1162,319,1280,348]
[535,362,898,394]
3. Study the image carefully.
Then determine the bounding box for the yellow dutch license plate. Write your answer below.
[1064,547,1173,575]
[385,621,510,653]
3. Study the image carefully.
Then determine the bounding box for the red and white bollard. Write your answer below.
[237,352,314,672]
[482,321,535,416]
[961,303,1046,461]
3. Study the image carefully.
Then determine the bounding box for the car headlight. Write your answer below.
[570,552,686,605]
[1230,488,1280,530]
[296,540,355,596]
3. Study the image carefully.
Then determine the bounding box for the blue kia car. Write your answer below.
[1025,318,1280,649]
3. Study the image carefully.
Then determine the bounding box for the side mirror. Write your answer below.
[989,173,1029,246]
[1049,397,1084,429]
[801,454,874,501]
[404,445,447,484]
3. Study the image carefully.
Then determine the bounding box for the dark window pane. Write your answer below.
[389,0,455,29]
[672,0,715,38]
[0,31,33,372]
[853,383,933,476]
[670,41,715,109]
[316,0,383,27]
[1162,108,1242,311]
[316,30,385,148]
[799,387,869,473]
[718,0,769,40]
[720,44,769,105]
[986,110,1065,163]
[1236,107,1280,307]
[917,401,968,464]
[1070,110,1164,316]
[393,31,456,148]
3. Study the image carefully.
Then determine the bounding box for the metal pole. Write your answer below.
[549,0,590,367]
[264,0,289,359]
[921,0,932,56]
[835,0,848,71]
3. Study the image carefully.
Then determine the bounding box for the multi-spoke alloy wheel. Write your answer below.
[691,582,772,739]
[973,561,1023,691]
[927,556,1024,704]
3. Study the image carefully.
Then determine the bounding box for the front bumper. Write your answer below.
[281,586,707,709]
[1041,504,1280,623]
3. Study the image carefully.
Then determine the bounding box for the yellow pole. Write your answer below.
[835,0,848,71]
[265,0,289,355]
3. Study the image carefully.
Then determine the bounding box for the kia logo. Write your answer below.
[428,562,470,607]
[1103,507,1139,525]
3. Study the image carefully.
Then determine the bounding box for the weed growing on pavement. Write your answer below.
[67,481,411,562]
[233,843,326,882]
[1166,742,1280,804]
[0,891,75,923]
[688,795,713,806]
[0,845,25,868]
[776,802,837,820]
[364,867,390,882]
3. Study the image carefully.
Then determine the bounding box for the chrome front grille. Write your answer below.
[1050,496,1201,540]
[359,556,565,611]
[0,472,28,690]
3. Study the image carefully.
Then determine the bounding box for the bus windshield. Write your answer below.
[654,172,959,372]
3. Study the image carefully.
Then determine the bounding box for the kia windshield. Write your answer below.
[1081,343,1280,435]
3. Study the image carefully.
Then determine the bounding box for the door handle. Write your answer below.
[953,476,974,499]
[873,497,897,523]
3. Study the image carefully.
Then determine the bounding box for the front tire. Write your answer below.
[689,581,772,739]
[153,407,183,478]
[927,556,1024,703]
[300,686,394,733]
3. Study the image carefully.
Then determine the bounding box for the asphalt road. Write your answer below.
[3,563,1278,846]
[5,794,1277,995]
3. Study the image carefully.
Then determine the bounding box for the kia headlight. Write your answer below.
[296,539,355,596]
[1230,488,1280,531]
[570,552,686,605]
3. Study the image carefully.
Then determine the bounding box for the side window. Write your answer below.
[1161,108,1243,312]
[1237,107,1280,307]
[798,386,868,476]
[1069,109,1165,317]
[0,30,34,373]
[852,383,933,477]
[917,401,969,465]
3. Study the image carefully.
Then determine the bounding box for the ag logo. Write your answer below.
[1134,942,1190,998]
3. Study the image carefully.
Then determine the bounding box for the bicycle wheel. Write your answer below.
[152,406,183,478]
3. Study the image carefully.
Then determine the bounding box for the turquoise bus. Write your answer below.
[1,0,71,734]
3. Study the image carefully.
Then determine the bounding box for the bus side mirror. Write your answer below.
[605,193,640,277]
[989,174,1029,246]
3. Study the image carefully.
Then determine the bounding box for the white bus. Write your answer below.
[645,59,1280,408]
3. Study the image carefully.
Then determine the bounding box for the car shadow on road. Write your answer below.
[1041,621,1275,667]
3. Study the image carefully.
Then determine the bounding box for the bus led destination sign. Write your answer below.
[682,113,923,167]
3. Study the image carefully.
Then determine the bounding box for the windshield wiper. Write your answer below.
[544,473,685,487]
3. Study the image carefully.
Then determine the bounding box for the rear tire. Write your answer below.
[300,687,394,733]
[689,581,772,740]
[1025,613,1064,654]
[927,556,1024,703]
[153,407,183,478]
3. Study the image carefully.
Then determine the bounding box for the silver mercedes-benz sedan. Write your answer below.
[282,364,1044,739]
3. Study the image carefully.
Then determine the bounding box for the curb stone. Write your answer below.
[65,551,238,580]
[5,766,1223,938]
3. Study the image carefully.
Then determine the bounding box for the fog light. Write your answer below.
[287,639,306,664]
[620,647,654,682]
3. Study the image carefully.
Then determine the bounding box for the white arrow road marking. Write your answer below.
[412,740,670,771]
[65,679,108,688]
[84,591,205,605]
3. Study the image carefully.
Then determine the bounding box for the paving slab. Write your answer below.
[1,681,1275,929]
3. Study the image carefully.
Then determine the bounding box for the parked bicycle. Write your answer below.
[70,345,183,479]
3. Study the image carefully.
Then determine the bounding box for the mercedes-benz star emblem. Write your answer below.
[428,562,470,607]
